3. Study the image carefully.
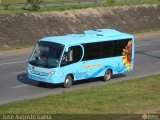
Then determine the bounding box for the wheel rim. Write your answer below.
[105,70,111,80]
[65,76,72,87]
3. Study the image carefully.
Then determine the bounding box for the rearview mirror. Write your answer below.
[65,47,69,52]
[64,47,73,62]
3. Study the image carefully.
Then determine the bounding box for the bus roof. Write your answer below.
[40,29,133,46]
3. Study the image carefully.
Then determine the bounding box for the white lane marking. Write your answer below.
[135,43,149,47]
[12,85,29,89]
[0,60,27,66]
[12,71,27,74]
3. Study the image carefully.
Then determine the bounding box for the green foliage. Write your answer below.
[0,0,160,14]
[27,0,32,4]
[27,0,43,11]
[4,4,11,10]
[107,0,115,5]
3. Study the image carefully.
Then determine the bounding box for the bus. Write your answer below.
[28,29,134,88]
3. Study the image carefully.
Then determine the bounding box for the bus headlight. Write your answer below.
[28,66,32,72]
[48,71,56,76]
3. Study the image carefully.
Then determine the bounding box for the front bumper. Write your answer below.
[28,72,52,83]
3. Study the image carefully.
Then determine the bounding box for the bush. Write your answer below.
[27,0,43,11]
[4,4,11,10]
[107,0,115,5]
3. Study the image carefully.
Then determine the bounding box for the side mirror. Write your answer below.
[63,47,73,62]
[68,50,73,61]
[65,47,69,52]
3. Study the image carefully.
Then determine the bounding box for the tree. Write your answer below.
[27,0,32,4]
[27,0,43,11]
[107,0,115,5]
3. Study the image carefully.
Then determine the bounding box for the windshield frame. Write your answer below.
[29,41,64,69]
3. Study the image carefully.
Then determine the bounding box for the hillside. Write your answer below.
[0,4,160,49]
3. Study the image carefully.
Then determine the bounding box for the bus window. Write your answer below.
[102,41,117,58]
[61,45,83,66]
[29,41,64,68]
[82,42,101,60]
[117,39,132,56]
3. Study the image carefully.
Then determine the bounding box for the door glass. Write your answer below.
[61,46,83,66]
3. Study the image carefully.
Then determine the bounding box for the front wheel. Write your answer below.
[104,70,112,81]
[64,75,73,88]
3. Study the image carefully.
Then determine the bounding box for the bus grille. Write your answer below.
[31,70,48,76]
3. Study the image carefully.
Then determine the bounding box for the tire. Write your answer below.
[64,75,73,88]
[104,70,112,81]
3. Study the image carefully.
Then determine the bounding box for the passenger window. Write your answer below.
[117,39,132,56]
[102,41,117,58]
[82,42,101,60]
[61,45,83,66]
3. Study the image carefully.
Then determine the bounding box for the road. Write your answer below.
[0,32,160,104]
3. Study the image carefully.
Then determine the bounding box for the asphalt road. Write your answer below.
[0,32,160,105]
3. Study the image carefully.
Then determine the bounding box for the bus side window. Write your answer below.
[62,48,73,62]
[61,46,82,66]
[68,49,73,62]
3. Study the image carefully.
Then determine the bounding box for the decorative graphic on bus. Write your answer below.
[122,40,132,71]
[115,63,126,73]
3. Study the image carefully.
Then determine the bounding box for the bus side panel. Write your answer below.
[54,62,86,83]
[82,56,131,78]
[53,37,134,83]
[54,56,132,83]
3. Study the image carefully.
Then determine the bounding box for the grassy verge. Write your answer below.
[0,74,160,114]
[1,0,160,4]
[0,1,159,14]
[0,44,33,52]
[132,28,160,34]
[1,0,83,4]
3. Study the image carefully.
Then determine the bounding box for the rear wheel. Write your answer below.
[64,75,73,88]
[104,70,112,81]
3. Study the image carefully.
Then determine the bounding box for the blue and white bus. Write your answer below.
[28,29,134,88]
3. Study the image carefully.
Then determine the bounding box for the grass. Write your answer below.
[0,74,160,115]
[40,2,110,11]
[0,0,159,14]
[0,43,34,51]
[1,0,84,4]
[132,28,160,34]
[1,0,160,4]
[0,9,29,14]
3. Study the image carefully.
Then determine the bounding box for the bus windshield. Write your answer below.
[29,41,64,68]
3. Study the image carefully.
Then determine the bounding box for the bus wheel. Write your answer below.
[64,75,73,88]
[104,70,112,81]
